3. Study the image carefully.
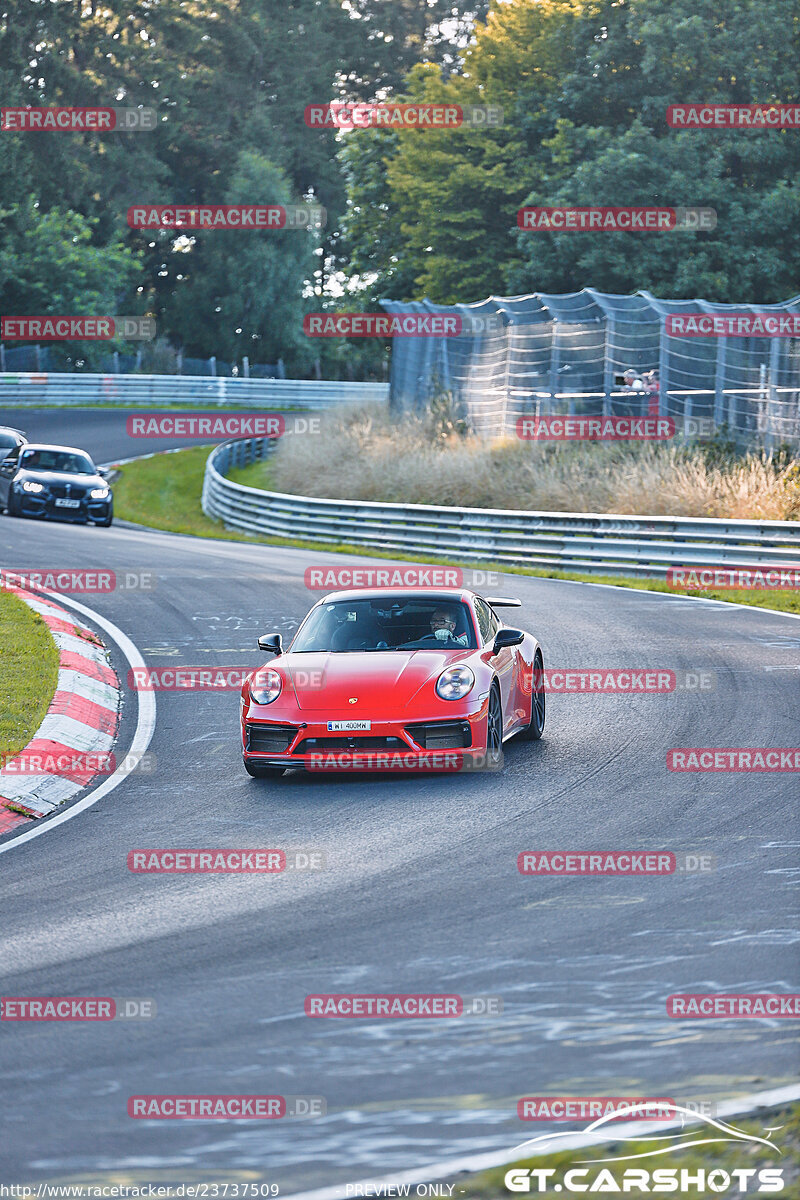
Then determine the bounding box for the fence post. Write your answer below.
[209,356,217,377]
[714,336,727,433]
[176,349,183,375]
[112,351,120,374]
[602,314,615,417]
[277,357,286,379]
[242,355,250,378]
[135,349,143,372]
[0,343,4,372]
[35,344,42,371]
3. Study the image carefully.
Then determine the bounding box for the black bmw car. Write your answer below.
[0,442,113,526]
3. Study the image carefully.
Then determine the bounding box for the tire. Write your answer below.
[519,649,546,741]
[486,684,504,767]
[243,759,285,779]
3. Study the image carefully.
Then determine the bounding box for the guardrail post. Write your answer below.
[242,356,250,378]
[35,344,42,371]
[0,343,4,371]
[176,350,183,375]
[209,356,217,377]
[277,358,286,379]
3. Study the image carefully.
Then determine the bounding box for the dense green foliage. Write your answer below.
[1,0,798,374]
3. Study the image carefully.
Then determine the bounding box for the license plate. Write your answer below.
[328,720,371,731]
[54,498,80,508]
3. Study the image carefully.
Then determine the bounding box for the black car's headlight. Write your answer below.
[90,487,110,499]
[249,668,282,705]
[20,480,44,493]
[435,665,475,701]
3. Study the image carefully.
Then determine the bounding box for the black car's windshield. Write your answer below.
[291,597,477,653]
[19,448,96,474]
[0,434,20,450]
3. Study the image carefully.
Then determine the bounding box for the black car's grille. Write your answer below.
[49,484,88,499]
[405,720,472,749]
[294,735,406,753]
[246,724,298,753]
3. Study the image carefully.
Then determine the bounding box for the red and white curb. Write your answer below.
[0,587,121,833]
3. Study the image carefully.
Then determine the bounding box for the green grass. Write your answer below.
[449,1101,800,1199]
[111,446,800,615]
[0,589,60,760]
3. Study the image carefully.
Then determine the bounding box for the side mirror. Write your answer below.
[97,466,109,479]
[257,633,282,656]
[492,628,524,654]
[1,457,16,470]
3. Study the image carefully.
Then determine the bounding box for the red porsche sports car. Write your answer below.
[240,588,545,778]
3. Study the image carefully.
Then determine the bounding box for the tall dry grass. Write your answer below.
[272,405,800,520]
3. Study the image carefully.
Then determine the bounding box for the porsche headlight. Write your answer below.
[249,668,282,705]
[21,480,44,493]
[435,665,474,701]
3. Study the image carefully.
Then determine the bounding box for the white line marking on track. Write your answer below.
[0,593,156,857]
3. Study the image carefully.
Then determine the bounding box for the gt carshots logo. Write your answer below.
[504,1103,786,1192]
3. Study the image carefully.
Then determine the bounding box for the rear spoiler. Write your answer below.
[484,596,522,607]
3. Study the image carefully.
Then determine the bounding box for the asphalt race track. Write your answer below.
[1,406,239,464]
[0,421,799,1192]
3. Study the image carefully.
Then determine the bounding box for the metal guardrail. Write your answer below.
[0,373,389,409]
[202,437,800,578]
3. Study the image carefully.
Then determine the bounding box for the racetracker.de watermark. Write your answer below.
[517,415,674,441]
[537,668,717,693]
[518,1097,677,1121]
[667,103,800,129]
[127,205,325,229]
[128,1095,325,1118]
[306,750,503,773]
[0,752,156,778]
[668,748,800,771]
[517,851,716,875]
[1,106,156,132]
[518,207,716,232]
[1,997,155,1020]
[1,570,155,593]
[128,848,325,872]
[666,312,800,337]
[1,316,155,341]
[667,566,800,590]
[303,565,500,590]
[125,414,319,438]
[667,993,800,1017]
[303,313,503,338]
[304,103,503,129]
[304,994,502,1017]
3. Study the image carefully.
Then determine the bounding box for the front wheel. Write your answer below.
[6,491,20,517]
[486,685,503,766]
[243,759,285,779]
[519,650,545,740]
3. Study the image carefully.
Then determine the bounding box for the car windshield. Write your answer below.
[19,448,95,474]
[291,597,477,653]
[0,434,19,450]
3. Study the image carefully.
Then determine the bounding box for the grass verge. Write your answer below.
[111,446,800,615]
[0,589,60,760]
[447,1101,800,1198]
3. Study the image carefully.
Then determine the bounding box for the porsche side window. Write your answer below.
[474,599,494,645]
